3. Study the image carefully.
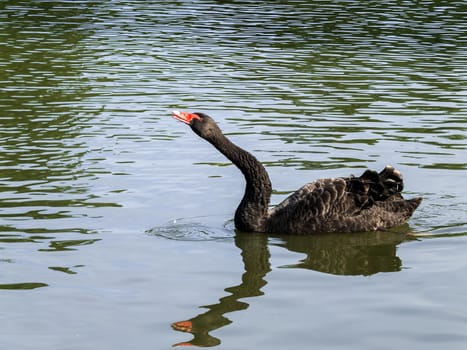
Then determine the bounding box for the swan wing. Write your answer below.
[266,171,421,234]
[267,178,351,233]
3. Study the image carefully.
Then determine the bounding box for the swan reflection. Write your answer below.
[171,229,409,347]
[273,230,407,275]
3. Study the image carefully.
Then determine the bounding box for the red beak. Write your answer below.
[172,110,201,125]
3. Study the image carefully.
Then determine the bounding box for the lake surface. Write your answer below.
[1,1,466,348]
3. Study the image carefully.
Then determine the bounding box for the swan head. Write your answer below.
[172,111,222,141]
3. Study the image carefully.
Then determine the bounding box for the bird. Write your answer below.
[172,110,422,235]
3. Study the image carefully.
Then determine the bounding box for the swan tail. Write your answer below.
[346,165,414,208]
[345,166,422,230]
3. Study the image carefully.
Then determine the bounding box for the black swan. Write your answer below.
[172,111,422,234]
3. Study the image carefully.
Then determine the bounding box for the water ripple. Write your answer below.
[147,216,235,241]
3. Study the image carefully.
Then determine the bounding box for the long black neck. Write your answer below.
[206,132,272,232]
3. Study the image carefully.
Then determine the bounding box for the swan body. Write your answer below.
[172,111,422,235]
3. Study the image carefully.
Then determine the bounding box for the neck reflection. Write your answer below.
[172,232,270,347]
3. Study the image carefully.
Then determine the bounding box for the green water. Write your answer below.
[1,1,466,349]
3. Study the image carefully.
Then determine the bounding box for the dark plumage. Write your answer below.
[172,111,422,234]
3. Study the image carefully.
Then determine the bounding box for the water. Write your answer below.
[1,0,466,348]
